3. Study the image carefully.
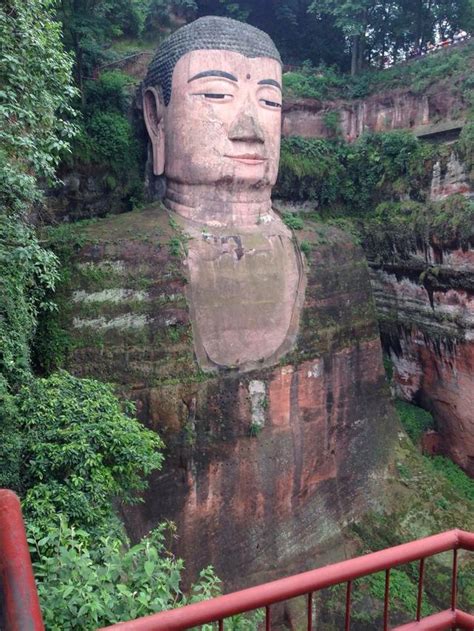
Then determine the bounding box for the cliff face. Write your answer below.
[282,90,465,141]
[62,206,398,591]
[282,66,474,476]
[372,247,474,474]
[43,164,135,223]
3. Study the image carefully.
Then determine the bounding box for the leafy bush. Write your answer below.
[0,217,59,386]
[0,0,77,213]
[283,65,345,100]
[30,519,220,630]
[276,131,432,214]
[276,136,347,204]
[85,71,132,115]
[343,131,433,212]
[9,371,163,534]
[282,211,304,230]
[80,111,139,174]
[396,400,434,443]
[30,516,263,630]
[427,456,474,502]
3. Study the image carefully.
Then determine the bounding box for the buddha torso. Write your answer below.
[173,210,305,372]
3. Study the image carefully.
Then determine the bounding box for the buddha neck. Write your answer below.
[164,181,274,228]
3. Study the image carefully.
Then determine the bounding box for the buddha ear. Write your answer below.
[143,87,165,175]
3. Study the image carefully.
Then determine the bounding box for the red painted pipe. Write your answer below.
[0,490,44,631]
[393,609,474,630]
[455,609,474,629]
[100,529,474,631]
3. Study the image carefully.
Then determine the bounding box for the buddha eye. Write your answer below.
[194,92,234,102]
[260,99,282,109]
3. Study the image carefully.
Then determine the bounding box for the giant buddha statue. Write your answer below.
[66,16,398,602]
[142,16,305,372]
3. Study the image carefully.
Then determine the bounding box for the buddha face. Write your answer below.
[144,49,282,190]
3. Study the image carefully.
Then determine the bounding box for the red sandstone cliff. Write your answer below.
[63,206,399,591]
[282,90,467,141]
[371,248,474,475]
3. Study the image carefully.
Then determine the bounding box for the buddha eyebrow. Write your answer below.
[258,78,282,90]
[188,70,238,83]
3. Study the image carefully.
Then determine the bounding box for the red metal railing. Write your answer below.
[0,490,45,631]
[101,530,474,631]
[0,489,473,631]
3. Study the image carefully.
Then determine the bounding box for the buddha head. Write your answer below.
[143,16,282,211]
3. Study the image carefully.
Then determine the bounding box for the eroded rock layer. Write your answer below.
[64,205,398,589]
[370,244,474,475]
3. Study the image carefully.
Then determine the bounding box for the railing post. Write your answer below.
[0,490,44,631]
[307,591,313,630]
[383,569,390,631]
[416,558,425,621]
[345,581,352,631]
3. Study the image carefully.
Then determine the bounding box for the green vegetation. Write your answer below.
[427,456,474,502]
[395,400,434,443]
[362,196,474,259]
[283,65,346,100]
[275,129,473,256]
[277,137,347,204]
[70,70,144,207]
[0,0,77,214]
[282,211,304,230]
[284,38,474,100]
[276,131,433,212]
[31,520,220,630]
[11,372,163,534]
[396,400,473,503]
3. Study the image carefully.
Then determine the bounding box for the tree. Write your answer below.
[308,0,377,74]
[56,0,151,100]
[0,0,77,213]
[0,0,77,388]
[193,0,348,68]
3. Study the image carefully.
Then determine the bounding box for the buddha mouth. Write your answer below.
[225,154,267,164]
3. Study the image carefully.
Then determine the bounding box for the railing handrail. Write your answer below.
[0,490,45,631]
[0,488,472,631]
[100,529,474,630]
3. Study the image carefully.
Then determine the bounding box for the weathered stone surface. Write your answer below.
[282,90,467,141]
[430,152,471,200]
[64,206,398,590]
[43,164,135,223]
[370,244,474,475]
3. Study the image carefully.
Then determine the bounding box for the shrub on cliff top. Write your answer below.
[283,64,345,100]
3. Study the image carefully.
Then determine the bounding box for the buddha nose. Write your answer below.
[228,111,265,143]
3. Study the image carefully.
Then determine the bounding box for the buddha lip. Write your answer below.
[225,154,267,161]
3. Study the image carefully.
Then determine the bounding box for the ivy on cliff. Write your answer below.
[0,0,77,213]
[275,131,433,213]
